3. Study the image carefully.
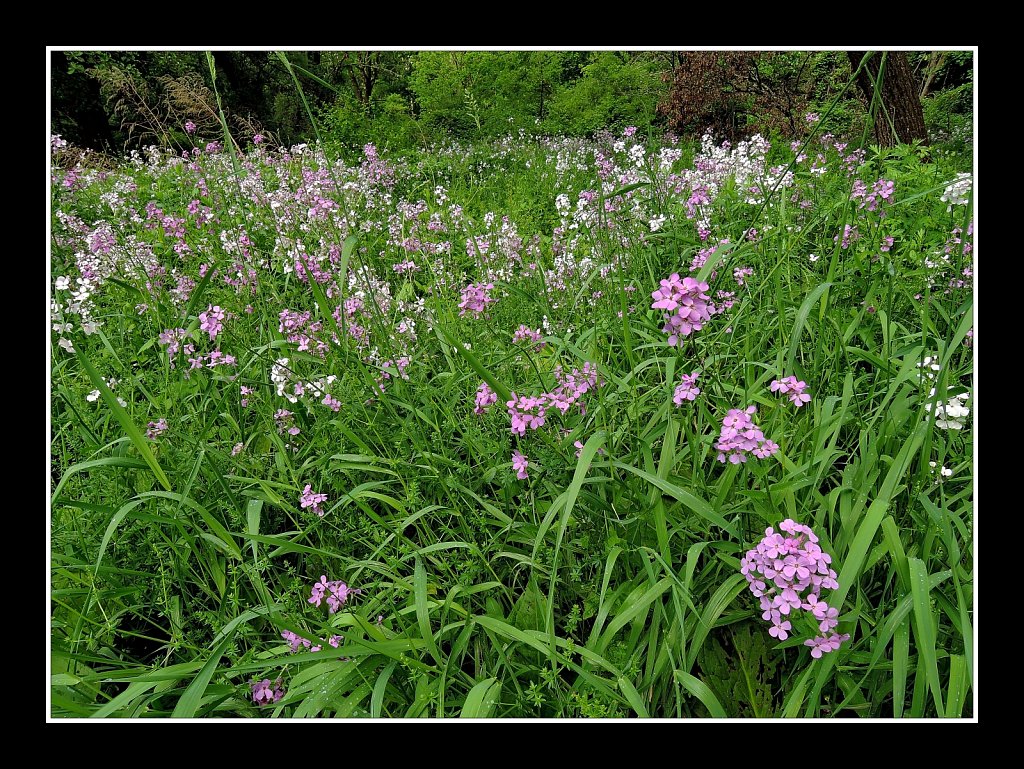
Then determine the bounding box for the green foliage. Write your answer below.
[698,623,779,717]
[543,52,663,135]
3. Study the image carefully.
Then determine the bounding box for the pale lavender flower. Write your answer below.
[251,678,285,705]
[474,382,497,415]
[458,282,496,318]
[300,484,328,517]
[770,375,812,408]
[673,372,701,404]
[742,519,847,656]
[198,304,225,341]
[511,450,530,480]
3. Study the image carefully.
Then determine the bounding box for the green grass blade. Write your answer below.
[612,461,737,537]
[75,347,171,491]
[460,677,502,718]
[674,670,727,718]
[171,630,236,718]
[908,556,945,715]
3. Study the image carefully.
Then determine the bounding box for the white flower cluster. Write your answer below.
[916,355,970,430]
[271,357,337,406]
[925,388,970,430]
[928,461,954,478]
[683,132,772,198]
[85,377,128,407]
[940,172,972,211]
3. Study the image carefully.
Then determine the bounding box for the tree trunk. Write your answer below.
[847,51,929,147]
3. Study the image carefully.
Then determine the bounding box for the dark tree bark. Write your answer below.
[848,51,929,147]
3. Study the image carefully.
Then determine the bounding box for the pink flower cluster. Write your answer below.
[275,409,300,437]
[506,362,602,436]
[458,282,496,318]
[377,356,411,393]
[673,372,701,404]
[650,273,714,346]
[186,349,237,373]
[146,418,168,439]
[740,519,849,658]
[198,304,225,340]
[835,224,859,249]
[512,325,545,347]
[308,575,360,614]
[714,406,779,463]
[733,267,754,286]
[851,177,895,214]
[507,393,548,435]
[280,629,343,654]
[474,382,497,415]
[158,327,189,359]
[251,678,284,705]
[511,450,530,480]
[300,484,327,517]
[278,309,328,358]
[770,376,811,407]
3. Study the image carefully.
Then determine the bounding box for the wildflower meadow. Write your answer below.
[49,50,975,720]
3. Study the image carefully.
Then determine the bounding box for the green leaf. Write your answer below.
[171,631,235,718]
[674,670,727,718]
[460,677,502,718]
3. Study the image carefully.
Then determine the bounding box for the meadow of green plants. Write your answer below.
[49,68,974,719]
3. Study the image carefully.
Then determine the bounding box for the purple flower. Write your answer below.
[673,372,701,404]
[198,304,225,341]
[326,581,355,613]
[251,677,285,705]
[770,375,812,408]
[308,575,329,607]
[650,273,715,346]
[184,120,197,134]
[742,520,848,656]
[804,636,829,658]
[474,382,497,415]
[804,593,829,620]
[834,224,860,249]
[512,325,545,347]
[818,605,840,633]
[281,629,312,653]
[714,406,776,463]
[511,450,530,480]
[458,282,496,318]
[300,484,328,517]
[146,418,168,439]
[307,576,361,614]
[804,632,850,658]
[769,618,792,640]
